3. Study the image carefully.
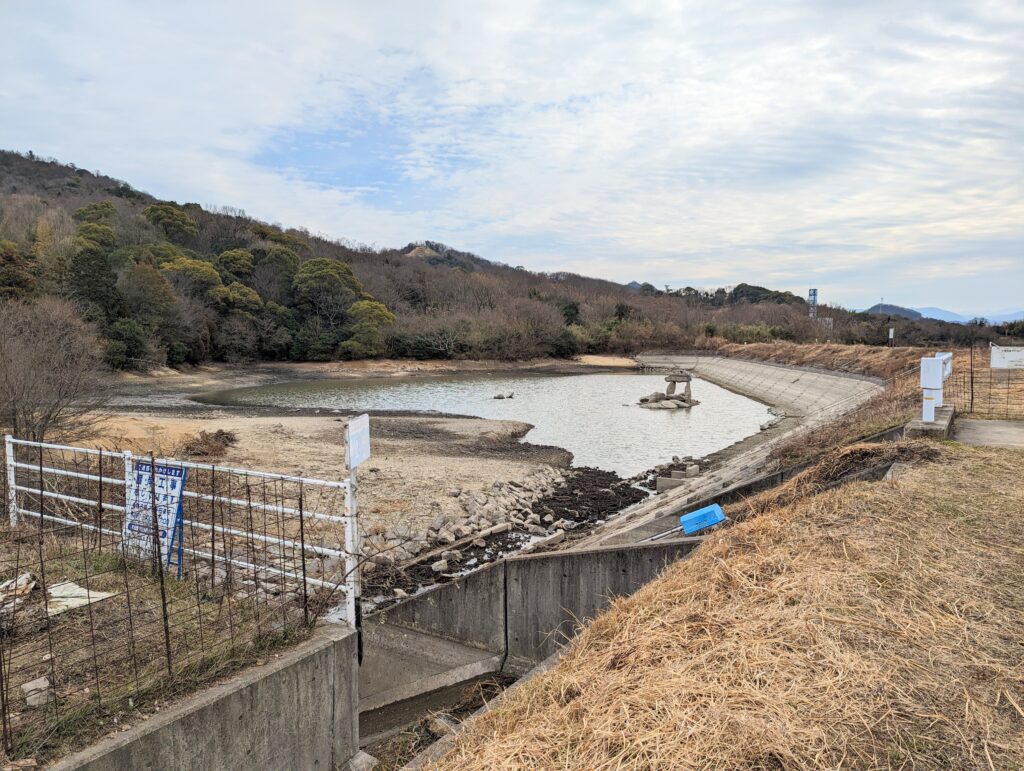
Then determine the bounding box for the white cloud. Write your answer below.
[1,0,1021,312]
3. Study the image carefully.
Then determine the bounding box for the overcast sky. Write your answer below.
[2,1,1022,314]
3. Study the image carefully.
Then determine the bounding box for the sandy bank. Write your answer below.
[95,357,635,532]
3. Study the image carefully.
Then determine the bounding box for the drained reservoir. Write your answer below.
[200,372,772,477]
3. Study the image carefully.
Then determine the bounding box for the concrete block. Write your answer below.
[905,406,955,439]
[375,561,506,653]
[656,476,686,492]
[503,540,703,668]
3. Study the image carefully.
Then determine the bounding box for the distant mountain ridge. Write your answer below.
[913,307,972,323]
[912,307,1024,325]
[864,304,1024,325]
[864,303,921,319]
[985,309,1024,324]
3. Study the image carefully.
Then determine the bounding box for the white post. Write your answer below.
[122,450,133,549]
[343,415,370,632]
[5,435,18,526]
[922,390,937,422]
[343,474,360,629]
[920,353,953,422]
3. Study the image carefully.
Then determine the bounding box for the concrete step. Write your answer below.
[359,622,503,713]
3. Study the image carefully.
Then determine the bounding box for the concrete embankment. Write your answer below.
[361,537,704,724]
[571,354,884,548]
[638,353,882,418]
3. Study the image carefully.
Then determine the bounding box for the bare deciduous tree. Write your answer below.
[0,297,108,441]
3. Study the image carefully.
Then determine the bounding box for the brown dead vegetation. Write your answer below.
[429,443,1024,769]
[176,429,238,458]
[729,440,940,522]
[706,341,933,379]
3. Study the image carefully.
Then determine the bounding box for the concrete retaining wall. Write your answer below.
[375,539,703,672]
[379,560,506,654]
[504,540,702,668]
[52,623,359,771]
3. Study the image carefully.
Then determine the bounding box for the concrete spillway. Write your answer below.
[358,538,704,740]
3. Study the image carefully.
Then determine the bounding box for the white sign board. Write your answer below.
[346,414,371,469]
[122,462,186,572]
[991,345,1024,370]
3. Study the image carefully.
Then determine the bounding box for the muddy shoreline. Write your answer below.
[96,355,790,602]
[96,358,638,537]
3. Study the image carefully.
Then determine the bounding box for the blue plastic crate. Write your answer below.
[679,503,725,535]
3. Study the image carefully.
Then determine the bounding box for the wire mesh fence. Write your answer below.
[0,438,356,761]
[946,362,1024,420]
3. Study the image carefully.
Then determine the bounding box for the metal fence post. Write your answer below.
[344,479,360,629]
[122,450,133,543]
[5,435,17,526]
[343,418,365,660]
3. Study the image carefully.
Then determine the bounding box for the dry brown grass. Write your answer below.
[731,440,940,523]
[769,370,920,468]
[176,429,239,458]
[705,341,933,379]
[429,443,1024,769]
[947,367,1024,421]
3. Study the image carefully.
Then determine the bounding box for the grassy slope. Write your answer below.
[705,341,929,379]
[430,441,1024,769]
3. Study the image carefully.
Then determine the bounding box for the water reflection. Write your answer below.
[201,372,771,477]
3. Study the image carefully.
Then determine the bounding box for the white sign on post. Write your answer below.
[991,345,1024,370]
[122,462,186,574]
[346,414,371,469]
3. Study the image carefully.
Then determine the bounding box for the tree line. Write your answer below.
[0,150,1018,372]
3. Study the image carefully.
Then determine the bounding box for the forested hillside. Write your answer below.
[0,151,1008,369]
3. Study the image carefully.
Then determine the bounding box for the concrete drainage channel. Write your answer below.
[357,538,704,750]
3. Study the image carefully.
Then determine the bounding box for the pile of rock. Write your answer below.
[358,466,568,574]
[639,373,699,409]
[427,466,566,543]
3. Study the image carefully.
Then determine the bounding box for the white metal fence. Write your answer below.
[0,426,369,759]
[3,435,359,625]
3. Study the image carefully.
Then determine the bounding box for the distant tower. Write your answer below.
[808,288,818,319]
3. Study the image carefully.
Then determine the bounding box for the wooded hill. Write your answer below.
[0,150,1007,369]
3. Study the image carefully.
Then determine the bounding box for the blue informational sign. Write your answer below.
[122,462,187,577]
[679,503,726,535]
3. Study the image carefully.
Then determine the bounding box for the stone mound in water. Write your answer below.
[639,372,698,409]
[638,392,699,409]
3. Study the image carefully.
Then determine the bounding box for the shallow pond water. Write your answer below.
[200,372,772,477]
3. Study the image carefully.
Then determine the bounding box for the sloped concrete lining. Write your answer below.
[359,623,503,712]
[637,353,883,418]
[52,623,359,771]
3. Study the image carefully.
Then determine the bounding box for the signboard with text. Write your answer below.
[991,345,1024,370]
[122,462,186,575]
